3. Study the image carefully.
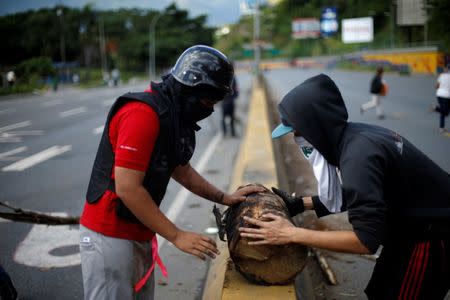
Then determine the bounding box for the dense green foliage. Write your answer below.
[0,3,214,72]
[216,0,449,59]
[426,0,450,50]
[15,57,55,81]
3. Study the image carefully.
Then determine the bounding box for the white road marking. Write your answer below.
[0,136,22,143]
[0,146,27,159]
[59,106,87,118]
[0,218,11,223]
[42,99,63,107]
[0,108,17,114]
[14,212,80,268]
[0,121,31,133]
[93,125,104,135]
[1,130,43,137]
[2,145,72,172]
[158,133,223,251]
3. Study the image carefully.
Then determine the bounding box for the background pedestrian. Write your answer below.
[432,64,450,133]
[360,66,386,119]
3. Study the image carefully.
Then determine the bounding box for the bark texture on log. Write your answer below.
[216,184,308,285]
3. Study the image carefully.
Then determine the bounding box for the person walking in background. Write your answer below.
[6,71,15,87]
[111,68,120,87]
[221,76,239,137]
[241,74,450,300]
[431,64,450,133]
[360,66,387,119]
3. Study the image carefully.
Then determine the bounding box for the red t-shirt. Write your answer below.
[80,99,160,241]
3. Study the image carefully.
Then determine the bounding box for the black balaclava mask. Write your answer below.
[182,84,226,126]
[183,96,214,124]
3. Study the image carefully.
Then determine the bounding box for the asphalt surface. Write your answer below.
[0,73,252,300]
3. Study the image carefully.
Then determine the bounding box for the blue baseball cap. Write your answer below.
[271,118,294,139]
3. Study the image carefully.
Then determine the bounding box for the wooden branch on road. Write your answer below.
[0,200,79,225]
[312,248,338,285]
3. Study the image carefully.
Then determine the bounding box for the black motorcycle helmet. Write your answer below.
[171,45,234,95]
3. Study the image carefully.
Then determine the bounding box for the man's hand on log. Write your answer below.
[222,185,265,206]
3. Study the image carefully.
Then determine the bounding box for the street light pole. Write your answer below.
[56,8,66,64]
[390,0,395,48]
[149,13,164,81]
[253,0,261,75]
[99,18,107,76]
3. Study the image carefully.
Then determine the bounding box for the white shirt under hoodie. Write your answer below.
[294,136,343,213]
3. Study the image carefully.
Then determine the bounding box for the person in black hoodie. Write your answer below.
[239,74,450,299]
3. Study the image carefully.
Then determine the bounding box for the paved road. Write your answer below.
[0,73,252,299]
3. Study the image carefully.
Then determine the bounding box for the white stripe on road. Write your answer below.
[2,145,72,172]
[158,133,223,251]
[93,125,104,135]
[0,136,22,143]
[13,212,80,267]
[1,130,43,137]
[0,108,17,114]
[59,107,87,118]
[42,99,63,107]
[0,121,31,133]
[0,146,27,159]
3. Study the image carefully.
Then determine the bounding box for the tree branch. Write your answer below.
[0,200,79,225]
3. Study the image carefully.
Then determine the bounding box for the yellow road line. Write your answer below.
[202,78,295,300]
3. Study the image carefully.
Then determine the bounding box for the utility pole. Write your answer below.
[253,0,261,75]
[149,13,164,81]
[56,8,66,64]
[390,0,395,48]
[98,18,107,77]
[149,10,175,81]
[423,3,428,46]
[148,24,152,81]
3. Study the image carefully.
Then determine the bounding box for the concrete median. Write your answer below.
[202,76,304,300]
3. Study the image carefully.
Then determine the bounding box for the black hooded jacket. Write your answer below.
[278,74,450,253]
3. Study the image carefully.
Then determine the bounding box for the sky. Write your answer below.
[0,0,245,26]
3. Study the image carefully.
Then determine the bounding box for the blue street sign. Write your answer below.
[321,7,338,37]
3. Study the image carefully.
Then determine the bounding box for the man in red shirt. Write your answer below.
[79,45,262,299]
